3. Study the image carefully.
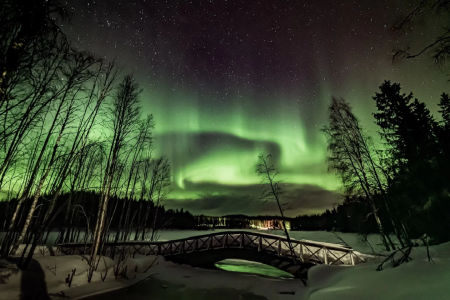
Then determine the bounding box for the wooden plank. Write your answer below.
[57,230,352,250]
[56,230,361,267]
[328,251,349,265]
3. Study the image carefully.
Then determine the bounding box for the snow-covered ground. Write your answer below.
[1,230,448,300]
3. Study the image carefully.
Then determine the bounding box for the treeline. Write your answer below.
[0,0,171,271]
[291,196,381,232]
[323,81,450,250]
[195,209,377,232]
[0,192,200,243]
[194,214,289,230]
[195,214,290,229]
[192,201,381,233]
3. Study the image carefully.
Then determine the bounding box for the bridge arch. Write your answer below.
[164,247,314,277]
[58,231,365,279]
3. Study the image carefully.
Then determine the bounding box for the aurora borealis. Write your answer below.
[64,0,449,216]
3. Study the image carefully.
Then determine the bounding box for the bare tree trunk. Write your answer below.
[256,154,297,260]
[91,75,141,258]
[323,97,393,251]
[10,130,64,256]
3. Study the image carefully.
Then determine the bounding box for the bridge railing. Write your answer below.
[57,231,365,266]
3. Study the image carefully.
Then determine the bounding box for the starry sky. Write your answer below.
[63,0,448,217]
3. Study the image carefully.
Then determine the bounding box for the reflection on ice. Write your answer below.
[215,259,294,279]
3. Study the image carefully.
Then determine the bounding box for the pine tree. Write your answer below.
[373,81,437,168]
[373,81,440,239]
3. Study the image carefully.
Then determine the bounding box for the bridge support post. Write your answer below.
[278,239,281,256]
[323,248,328,264]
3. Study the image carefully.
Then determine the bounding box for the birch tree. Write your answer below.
[147,156,171,241]
[322,97,396,251]
[8,50,102,258]
[20,61,118,267]
[256,154,297,262]
[91,75,141,257]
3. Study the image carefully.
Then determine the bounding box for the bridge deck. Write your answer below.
[57,231,365,266]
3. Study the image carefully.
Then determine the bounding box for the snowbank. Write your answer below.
[0,253,165,300]
[307,245,450,300]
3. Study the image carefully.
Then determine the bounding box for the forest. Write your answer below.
[0,1,172,270]
[321,86,450,251]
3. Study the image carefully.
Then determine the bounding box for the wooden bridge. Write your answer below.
[57,231,365,277]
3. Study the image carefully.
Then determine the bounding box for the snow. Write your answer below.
[307,251,450,300]
[1,230,449,300]
[0,254,166,300]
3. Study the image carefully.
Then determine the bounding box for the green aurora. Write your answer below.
[62,0,449,216]
[147,89,338,193]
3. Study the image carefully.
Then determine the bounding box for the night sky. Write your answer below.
[63,0,448,216]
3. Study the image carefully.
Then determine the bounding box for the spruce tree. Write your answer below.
[373,81,440,239]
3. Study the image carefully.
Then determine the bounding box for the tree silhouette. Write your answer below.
[393,0,450,76]
[372,81,450,241]
[92,75,141,258]
[0,0,68,105]
[0,1,180,268]
[255,154,299,268]
[322,97,396,251]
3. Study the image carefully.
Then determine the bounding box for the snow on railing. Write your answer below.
[57,230,365,266]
